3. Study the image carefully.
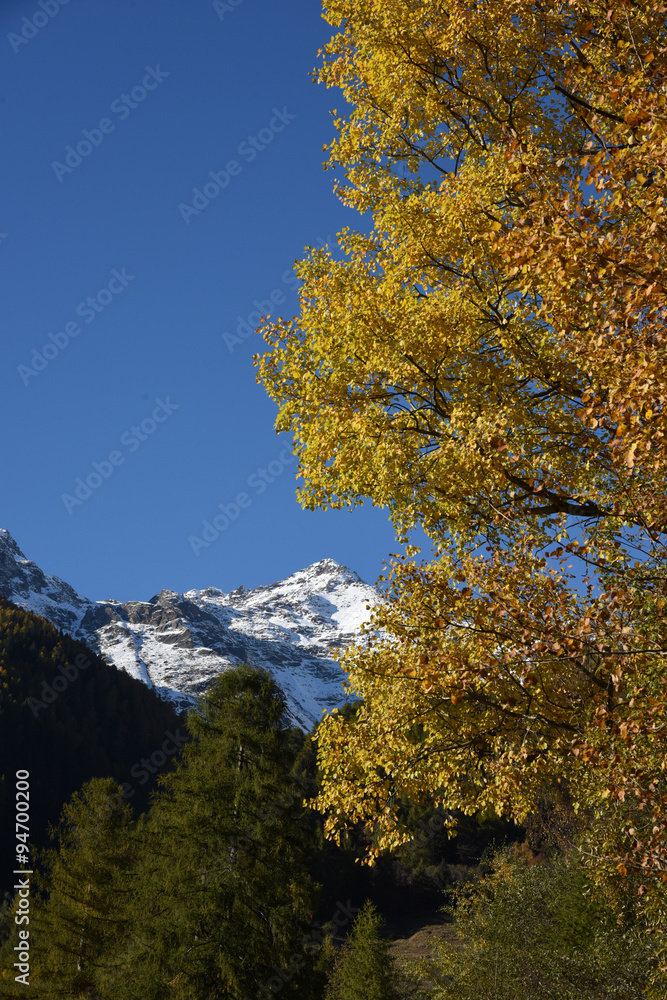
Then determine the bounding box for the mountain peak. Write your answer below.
[0,528,27,560]
[0,528,92,634]
[0,531,380,730]
[285,558,363,587]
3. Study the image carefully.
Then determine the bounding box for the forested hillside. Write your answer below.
[0,597,181,897]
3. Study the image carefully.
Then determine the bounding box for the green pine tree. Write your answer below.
[29,777,136,998]
[113,664,319,1000]
[325,901,401,1000]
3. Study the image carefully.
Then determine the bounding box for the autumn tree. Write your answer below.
[256,0,667,947]
[427,850,653,1000]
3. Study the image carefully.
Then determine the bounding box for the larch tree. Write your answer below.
[27,778,136,999]
[113,665,319,1000]
[324,901,400,1000]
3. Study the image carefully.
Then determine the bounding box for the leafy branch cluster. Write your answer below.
[255,0,667,981]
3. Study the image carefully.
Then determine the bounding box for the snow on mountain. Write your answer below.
[0,530,380,729]
[0,528,93,633]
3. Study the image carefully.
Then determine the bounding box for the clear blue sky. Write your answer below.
[0,0,412,602]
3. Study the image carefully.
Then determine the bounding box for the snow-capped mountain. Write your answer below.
[0,529,380,730]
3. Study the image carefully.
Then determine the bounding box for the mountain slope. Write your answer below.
[0,530,379,729]
[0,595,182,895]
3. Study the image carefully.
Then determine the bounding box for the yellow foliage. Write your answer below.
[255,0,667,951]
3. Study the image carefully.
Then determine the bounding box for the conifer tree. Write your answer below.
[29,777,136,998]
[117,665,319,1000]
[325,901,400,1000]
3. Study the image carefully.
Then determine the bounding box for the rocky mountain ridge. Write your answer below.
[0,528,380,729]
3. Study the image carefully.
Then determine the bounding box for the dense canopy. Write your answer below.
[256,0,667,921]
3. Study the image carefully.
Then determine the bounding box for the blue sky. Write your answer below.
[0,0,411,602]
